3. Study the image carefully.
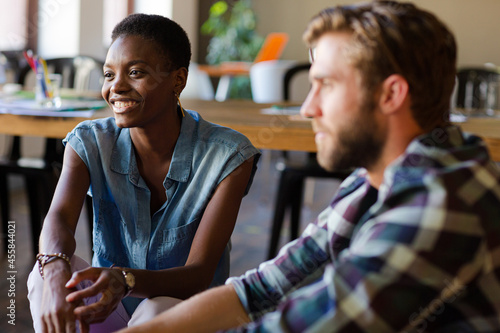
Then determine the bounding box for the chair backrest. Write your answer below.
[72,56,105,91]
[17,56,104,92]
[455,67,500,110]
[0,53,7,84]
[0,50,26,84]
[283,63,311,102]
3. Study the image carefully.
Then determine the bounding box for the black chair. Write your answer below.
[282,63,311,101]
[267,63,351,259]
[0,53,7,84]
[0,56,103,255]
[455,67,500,110]
[0,50,25,84]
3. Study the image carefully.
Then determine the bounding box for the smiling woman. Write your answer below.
[27,13,260,332]
[102,35,181,131]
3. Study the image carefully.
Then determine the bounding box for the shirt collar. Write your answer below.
[168,109,196,182]
[110,126,134,175]
[110,109,196,183]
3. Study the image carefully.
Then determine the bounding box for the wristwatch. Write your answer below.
[119,269,135,298]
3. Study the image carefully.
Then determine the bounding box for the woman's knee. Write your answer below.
[128,297,182,327]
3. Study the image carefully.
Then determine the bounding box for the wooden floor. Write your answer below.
[0,150,341,332]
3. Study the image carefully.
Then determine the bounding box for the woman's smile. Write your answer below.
[111,99,140,114]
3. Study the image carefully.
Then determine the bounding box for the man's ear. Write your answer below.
[174,67,188,95]
[378,74,409,114]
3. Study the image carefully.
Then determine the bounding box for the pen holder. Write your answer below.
[35,73,62,108]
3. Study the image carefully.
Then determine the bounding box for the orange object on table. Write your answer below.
[198,32,289,101]
[198,32,290,77]
[254,32,289,63]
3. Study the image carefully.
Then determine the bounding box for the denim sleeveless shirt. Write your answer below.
[63,110,260,312]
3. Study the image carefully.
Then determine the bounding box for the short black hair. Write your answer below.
[111,13,191,71]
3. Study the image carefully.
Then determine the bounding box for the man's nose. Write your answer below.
[300,87,320,119]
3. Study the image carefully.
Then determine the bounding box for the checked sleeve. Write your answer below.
[225,169,489,332]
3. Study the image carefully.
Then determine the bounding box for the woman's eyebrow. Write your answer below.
[127,60,148,66]
[103,59,148,68]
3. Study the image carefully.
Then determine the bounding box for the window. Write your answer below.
[0,0,30,50]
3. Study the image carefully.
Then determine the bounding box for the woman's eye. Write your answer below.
[103,72,114,80]
[129,69,144,77]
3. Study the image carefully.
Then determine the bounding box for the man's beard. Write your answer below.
[317,97,386,172]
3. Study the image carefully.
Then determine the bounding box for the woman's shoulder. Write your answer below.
[68,117,122,139]
[65,117,122,145]
[72,116,118,133]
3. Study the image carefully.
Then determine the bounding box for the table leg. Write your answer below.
[215,75,233,101]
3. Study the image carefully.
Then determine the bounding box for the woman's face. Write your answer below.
[102,35,185,129]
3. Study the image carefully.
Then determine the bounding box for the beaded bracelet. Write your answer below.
[36,253,71,279]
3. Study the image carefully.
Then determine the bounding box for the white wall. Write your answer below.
[32,0,500,67]
[417,0,500,67]
[79,0,106,59]
[172,0,199,62]
[252,0,500,68]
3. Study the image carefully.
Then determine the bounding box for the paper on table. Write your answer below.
[449,113,468,123]
[260,105,301,115]
[0,98,107,117]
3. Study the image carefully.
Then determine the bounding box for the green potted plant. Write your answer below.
[201,0,264,99]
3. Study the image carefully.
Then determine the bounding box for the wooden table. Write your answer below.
[185,99,315,152]
[0,99,316,152]
[197,63,251,77]
[1,99,500,160]
[456,117,500,161]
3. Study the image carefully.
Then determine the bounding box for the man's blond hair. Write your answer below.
[304,1,457,130]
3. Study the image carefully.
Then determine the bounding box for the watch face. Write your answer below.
[125,272,135,289]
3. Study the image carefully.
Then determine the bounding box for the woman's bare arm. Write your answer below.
[38,144,91,332]
[67,157,256,322]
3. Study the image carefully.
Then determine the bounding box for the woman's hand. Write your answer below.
[40,260,87,333]
[65,267,127,326]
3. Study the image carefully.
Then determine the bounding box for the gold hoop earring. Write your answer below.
[176,94,185,117]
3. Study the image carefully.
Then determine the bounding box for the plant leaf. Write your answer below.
[210,1,228,17]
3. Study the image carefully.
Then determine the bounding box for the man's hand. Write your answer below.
[65,267,126,325]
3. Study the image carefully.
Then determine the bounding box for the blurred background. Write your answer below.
[1,1,500,332]
[1,0,499,74]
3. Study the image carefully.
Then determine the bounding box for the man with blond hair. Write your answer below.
[120,1,500,332]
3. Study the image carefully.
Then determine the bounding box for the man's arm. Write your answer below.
[127,184,484,332]
[119,284,250,333]
[118,209,335,332]
[222,185,486,332]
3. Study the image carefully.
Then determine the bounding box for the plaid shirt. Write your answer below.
[226,126,500,332]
